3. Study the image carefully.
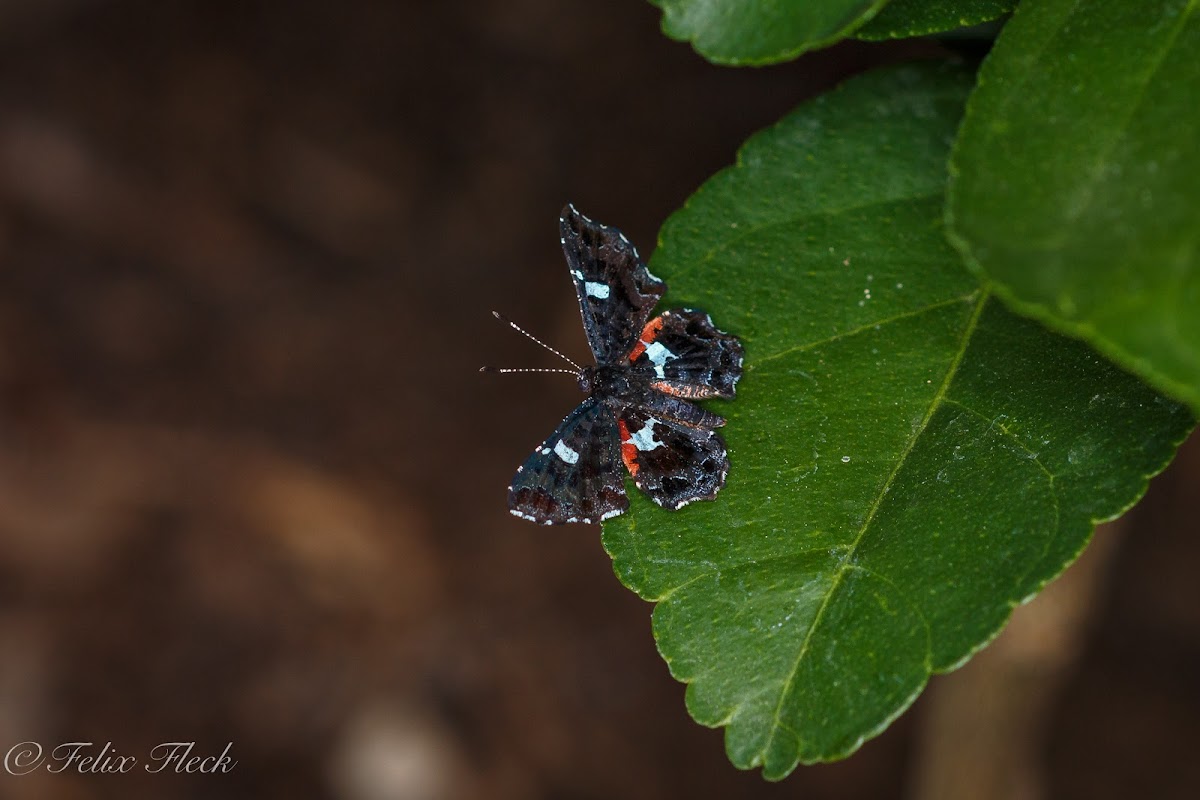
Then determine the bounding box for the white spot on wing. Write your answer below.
[643,341,676,379]
[553,439,580,464]
[600,508,623,521]
[584,281,610,299]
[630,419,664,452]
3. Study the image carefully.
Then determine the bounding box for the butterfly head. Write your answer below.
[577,363,631,398]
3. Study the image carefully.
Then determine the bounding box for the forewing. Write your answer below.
[616,407,730,511]
[508,398,628,524]
[628,309,744,399]
[560,204,665,365]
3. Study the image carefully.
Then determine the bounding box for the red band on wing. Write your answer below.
[627,316,665,362]
[617,418,640,477]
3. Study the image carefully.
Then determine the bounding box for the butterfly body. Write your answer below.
[506,205,743,525]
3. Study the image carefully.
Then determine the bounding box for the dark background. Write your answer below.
[0,1,1196,798]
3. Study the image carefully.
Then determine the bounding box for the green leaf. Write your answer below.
[602,63,1194,779]
[856,0,1015,40]
[947,0,1200,414]
[647,0,888,65]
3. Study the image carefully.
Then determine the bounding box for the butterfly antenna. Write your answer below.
[479,366,581,376]
[487,311,584,373]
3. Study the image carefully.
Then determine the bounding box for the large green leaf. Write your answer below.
[647,0,888,65]
[856,0,1015,40]
[602,63,1194,779]
[947,0,1200,414]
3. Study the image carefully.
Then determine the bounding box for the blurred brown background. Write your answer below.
[0,1,1196,798]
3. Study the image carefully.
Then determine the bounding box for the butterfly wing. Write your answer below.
[560,203,665,365]
[627,308,744,399]
[616,406,730,510]
[508,397,629,524]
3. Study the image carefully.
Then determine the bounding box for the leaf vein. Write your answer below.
[653,545,853,603]
[941,398,1058,486]
[753,291,979,367]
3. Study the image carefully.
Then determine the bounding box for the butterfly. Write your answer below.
[496,204,743,525]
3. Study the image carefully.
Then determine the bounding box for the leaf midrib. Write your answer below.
[952,0,1197,251]
[753,289,989,767]
[1050,0,1196,241]
[642,289,983,605]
